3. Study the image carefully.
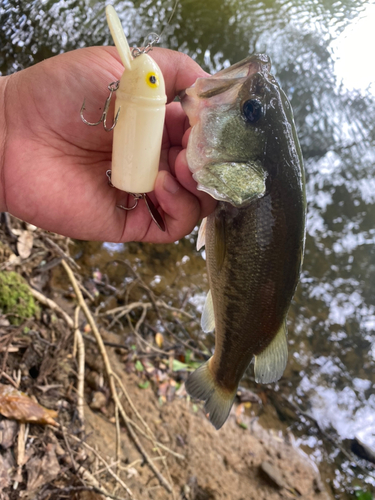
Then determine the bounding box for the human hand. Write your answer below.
[0,47,216,243]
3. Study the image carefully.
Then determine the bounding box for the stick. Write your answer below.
[30,288,74,328]
[74,306,85,427]
[66,430,134,498]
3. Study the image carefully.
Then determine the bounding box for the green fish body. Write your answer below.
[181,55,306,430]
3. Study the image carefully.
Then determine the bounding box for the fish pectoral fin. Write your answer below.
[197,217,207,251]
[201,289,215,333]
[194,161,267,207]
[185,359,236,430]
[254,322,288,384]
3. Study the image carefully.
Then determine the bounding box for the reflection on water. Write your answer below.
[1,0,375,496]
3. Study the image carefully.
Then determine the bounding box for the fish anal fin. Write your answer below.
[254,323,288,384]
[185,359,236,430]
[201,290,215,333]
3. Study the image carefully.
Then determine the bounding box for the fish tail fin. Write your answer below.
[254,321,288,384]
[185,359,236,430]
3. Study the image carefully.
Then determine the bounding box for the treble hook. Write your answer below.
[105,170,166,231]
[80,81,121,132]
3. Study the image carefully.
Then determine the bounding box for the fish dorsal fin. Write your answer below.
[201,289,215,333]
[194,161,267,207]
[214,213,226,272]
[254,322,288,384]
[197,217,207,251]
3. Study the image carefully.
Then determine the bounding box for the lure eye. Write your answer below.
[242,99,263,123]
[146,72,159,88]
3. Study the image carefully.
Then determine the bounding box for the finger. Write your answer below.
[151,170,201,242]
[150,48,209,103]
[174,149,217,219]
[182,127,191,149]
[164,101,190,147]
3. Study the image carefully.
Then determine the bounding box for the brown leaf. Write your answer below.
[155,332,164,348]
[25,444,60,492]
[0,383,58,426]
[0,449,15,489]
[0,419,19,449]
[14,230,34,259]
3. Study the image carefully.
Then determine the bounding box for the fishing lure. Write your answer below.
[81,5,167,231]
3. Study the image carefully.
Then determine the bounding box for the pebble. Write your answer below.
[259,460,285,489]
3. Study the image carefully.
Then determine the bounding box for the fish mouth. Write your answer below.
[180,54,271,125]
[186,54,271,99]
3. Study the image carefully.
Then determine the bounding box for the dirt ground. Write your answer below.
[0,216,331,500]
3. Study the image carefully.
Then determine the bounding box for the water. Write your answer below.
[1,0,375,497]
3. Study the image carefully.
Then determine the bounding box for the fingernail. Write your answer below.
[163,172,180,194]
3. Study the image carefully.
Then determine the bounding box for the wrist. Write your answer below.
[0,75,10,212]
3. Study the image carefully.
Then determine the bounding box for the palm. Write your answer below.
[3,47,215,242]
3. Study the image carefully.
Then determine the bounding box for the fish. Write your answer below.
[181,54,306,430]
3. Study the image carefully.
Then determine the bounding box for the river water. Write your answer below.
[1,0,375,498]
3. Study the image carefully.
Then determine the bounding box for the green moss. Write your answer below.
[0,271,39,325]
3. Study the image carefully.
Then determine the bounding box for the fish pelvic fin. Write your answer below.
[196,217,207,251]
[185,359,236,430]
[254,322,288,384]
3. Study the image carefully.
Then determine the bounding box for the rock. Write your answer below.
[89,391,107,410]
[259,460,285,489]
[351,436,375,464]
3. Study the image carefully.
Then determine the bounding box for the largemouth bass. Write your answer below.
[181,54,306,430]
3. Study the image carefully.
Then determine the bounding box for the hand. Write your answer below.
[0,47,216,243]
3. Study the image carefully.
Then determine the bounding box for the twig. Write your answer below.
[65,430,134,498]
[48,429,117,500]
[44,235,80,270]
[81,333,130,352]
[0,330,17,382]
[14,422,27,490]
[74,306,85,427]
[102,300,195,321]
[40,485,127,500]
[115,404,121,474]
[61,260,173,494]
[30,287,74,328]
[78,281,95,303]
[126,311,169,356]
[113,372,185,461]
[1,370,19,388]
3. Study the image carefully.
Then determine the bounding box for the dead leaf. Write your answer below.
[155,332,164,348]
[0,449,15,489]
[15,230,34,259]
[126,467,138,478]
[0,383,58,426]
[0,419,18,449]
[25,444,60,493]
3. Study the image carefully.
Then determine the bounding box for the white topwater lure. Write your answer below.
[81,5,167,231]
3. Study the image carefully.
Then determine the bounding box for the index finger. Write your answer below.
[149,48,209,103]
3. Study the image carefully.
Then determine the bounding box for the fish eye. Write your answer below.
[242,99,262,123]
[146,72,159,88]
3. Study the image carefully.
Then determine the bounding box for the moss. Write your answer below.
[0,271,39,325]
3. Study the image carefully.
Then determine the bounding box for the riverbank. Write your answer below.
[0,215,330,499]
